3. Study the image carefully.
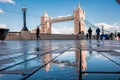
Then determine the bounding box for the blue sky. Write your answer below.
[0,0,120,34]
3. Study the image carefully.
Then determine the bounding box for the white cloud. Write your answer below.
[51,14,72,19]
[0,8,4,13]
[95,22,120,33]
[0,0,15,4]
[95,23,113,29]
[57,16,64,18]
[52,26,74,34]
[0,24,7,28]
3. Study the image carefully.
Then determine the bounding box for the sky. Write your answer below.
[0,0,120,34]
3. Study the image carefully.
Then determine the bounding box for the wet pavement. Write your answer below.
[0,40,120,80]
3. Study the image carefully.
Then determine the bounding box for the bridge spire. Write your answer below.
[78,3,81,10]
[44,11,48,17]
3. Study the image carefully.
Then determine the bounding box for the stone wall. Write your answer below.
[31,34,77,40]
[6,32,85,40]
[6,32,20,40]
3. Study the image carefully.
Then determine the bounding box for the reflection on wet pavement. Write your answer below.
[0,40,120,80]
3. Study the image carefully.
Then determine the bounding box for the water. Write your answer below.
[0,40,120,80]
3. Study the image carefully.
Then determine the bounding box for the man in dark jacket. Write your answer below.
[36,26,40,40]
[96,28,100,40]
[88,27,92,40]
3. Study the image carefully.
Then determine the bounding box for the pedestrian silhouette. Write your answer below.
[96,28,100,40]
[36,26,40,40]
[88,27,92,40]
[109,33,113,40]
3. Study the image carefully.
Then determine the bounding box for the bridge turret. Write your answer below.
[74,3,85,35]
[41,11,51,34]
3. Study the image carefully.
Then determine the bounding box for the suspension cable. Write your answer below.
[81,18,112,33]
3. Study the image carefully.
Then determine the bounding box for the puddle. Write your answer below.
[27,50,120,80]
[87,52,120,72]
[101,52,120,65]
[0,74,23,80]
[0,40,120,80]
[0,55,37,70]
[82,74,120,80]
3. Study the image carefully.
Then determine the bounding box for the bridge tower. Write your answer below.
[74,4,85,34]
[41,12,51,34]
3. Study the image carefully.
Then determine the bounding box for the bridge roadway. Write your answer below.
[46,15,74,23]
[0,40,120,80]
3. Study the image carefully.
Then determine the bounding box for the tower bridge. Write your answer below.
[40,4,85,35]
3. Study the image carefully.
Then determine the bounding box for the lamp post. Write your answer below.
[102,25,104,35]
[22,7,28,31]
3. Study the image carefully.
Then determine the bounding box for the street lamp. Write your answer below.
[102,25,104,35]
[22,7,28,31]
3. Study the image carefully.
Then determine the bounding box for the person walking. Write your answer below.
[36,26,40,40]
[109,33,113,40]
[88,27,92,40]
[96,28,100,40]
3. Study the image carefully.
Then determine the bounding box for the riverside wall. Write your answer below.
[6,32,85,40]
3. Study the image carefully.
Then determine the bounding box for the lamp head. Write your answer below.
[22,7,27,11]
